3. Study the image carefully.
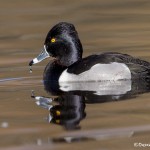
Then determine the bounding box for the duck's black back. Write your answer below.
[67,52,150,80]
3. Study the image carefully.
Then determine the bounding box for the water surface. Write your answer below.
[0,0,150,149]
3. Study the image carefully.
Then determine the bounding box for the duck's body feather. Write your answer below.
[66,52,150,80]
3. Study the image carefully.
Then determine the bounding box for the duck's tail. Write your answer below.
[146,68,150,83]
[141,68,150,83]
[135,68,150,83]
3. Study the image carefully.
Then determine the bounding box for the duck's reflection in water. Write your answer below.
[31,70,150,130]
[49,94,86,130]
[31,91,86,130]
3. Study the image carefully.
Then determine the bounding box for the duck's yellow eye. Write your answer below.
[51,38,56,43]
[56,120,60,124]
[56,110,61,116]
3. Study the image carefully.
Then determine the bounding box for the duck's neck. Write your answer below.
[58,54,82,67]
[58,37,83,67]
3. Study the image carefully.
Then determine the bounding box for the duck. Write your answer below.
[29,22,150,83]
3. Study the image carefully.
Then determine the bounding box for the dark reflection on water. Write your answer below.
[31,92,86,130]
[31,68,150,131]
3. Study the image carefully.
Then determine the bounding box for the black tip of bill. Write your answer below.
[29,60,33,66]
[29,60,33,73]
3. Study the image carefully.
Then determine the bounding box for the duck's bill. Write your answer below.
[29,45,49,66]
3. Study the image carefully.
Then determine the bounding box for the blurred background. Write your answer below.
[0,0,150,150]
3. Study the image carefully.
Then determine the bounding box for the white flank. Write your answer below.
[59,80,131,95]
[59,62,131,83]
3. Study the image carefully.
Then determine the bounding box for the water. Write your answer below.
[0,0,150,149]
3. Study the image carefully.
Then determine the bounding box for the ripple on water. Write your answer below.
[0,76,43,91]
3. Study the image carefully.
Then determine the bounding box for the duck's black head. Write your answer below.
[29,22,83,67]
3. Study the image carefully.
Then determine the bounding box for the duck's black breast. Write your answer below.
[67,52,150,80]
[43,60,67,94]
[44,60,67,81]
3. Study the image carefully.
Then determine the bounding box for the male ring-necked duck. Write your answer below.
[29,22,150,82]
